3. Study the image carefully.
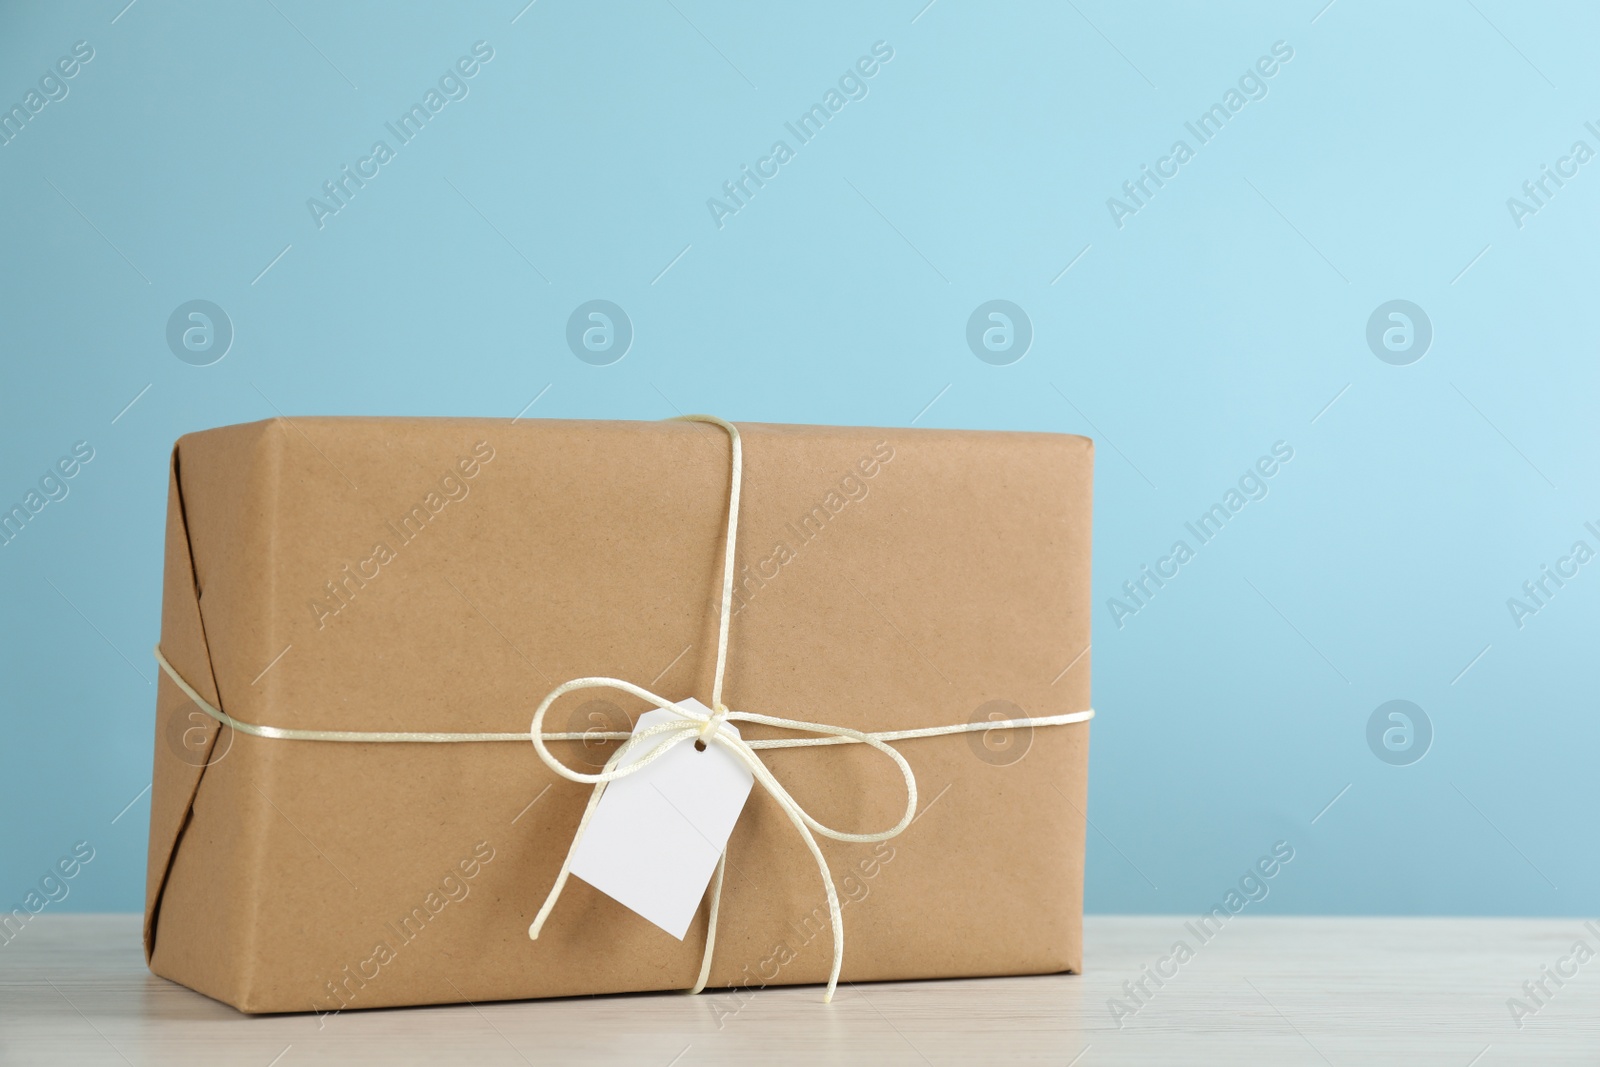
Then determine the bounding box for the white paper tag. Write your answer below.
[567,698,755,939]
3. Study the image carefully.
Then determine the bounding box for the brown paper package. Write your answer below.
[145,416,1093,1014]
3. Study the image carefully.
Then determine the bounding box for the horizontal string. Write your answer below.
[155,644,1092,748]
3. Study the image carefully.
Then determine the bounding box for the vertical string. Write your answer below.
[670,416,741,987]
[672,415,742,728]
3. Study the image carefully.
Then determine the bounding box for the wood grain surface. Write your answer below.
[1,914,1595,1064]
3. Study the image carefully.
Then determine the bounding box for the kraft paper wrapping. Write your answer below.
[145,416,1092,1013]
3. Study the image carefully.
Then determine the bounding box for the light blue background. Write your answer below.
[2,0,1596,918]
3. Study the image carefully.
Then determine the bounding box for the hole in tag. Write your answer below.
[693,739,707,752]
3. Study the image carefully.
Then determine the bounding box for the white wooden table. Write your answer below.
[1,915,1594,1064]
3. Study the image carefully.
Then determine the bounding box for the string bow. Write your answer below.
[526,416,915,1002]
